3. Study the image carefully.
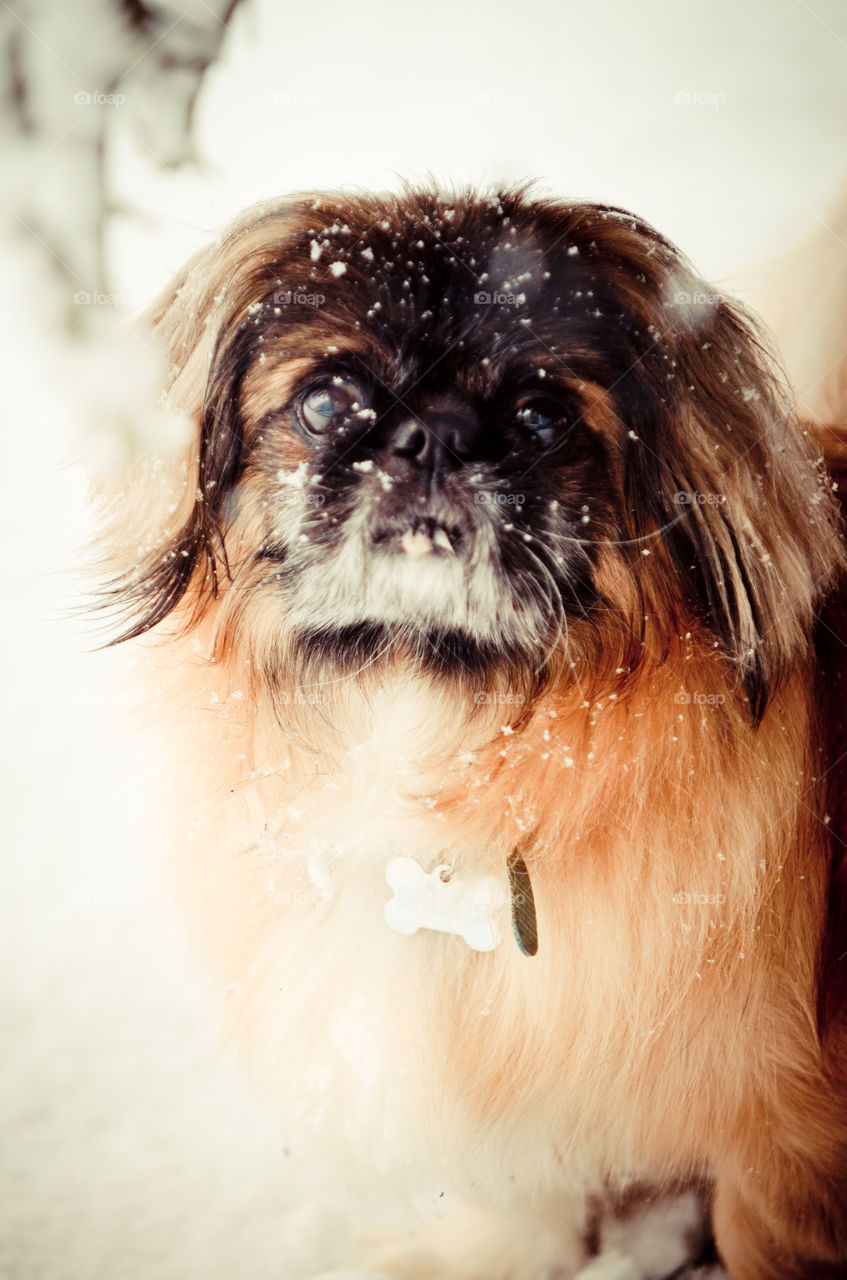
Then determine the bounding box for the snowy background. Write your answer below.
[2,0,846,1276]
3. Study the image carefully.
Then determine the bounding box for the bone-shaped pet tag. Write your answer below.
[383,856,503,951]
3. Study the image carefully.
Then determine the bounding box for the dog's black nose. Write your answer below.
[385,398,482,472]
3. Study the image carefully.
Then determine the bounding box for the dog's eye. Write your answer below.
[514,396,568,449]
[298,378,365,437]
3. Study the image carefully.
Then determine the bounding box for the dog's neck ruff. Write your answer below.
[383,853,538,955]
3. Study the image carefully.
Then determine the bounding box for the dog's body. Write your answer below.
[102,187,847,1278]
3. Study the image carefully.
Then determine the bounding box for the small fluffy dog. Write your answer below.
[100,186,847,1278]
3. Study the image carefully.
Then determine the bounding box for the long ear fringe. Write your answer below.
[88,199,307,645]
[95,510,228,647]
[624,286,845,724]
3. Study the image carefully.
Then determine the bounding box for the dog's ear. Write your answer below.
[622,285,843,723]
[96,203,300,643]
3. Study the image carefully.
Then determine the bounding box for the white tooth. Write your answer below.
[400,529,434,558]
[433,528,455,555]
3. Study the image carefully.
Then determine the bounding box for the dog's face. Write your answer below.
[115,188,840,720]
[229,204,620,678]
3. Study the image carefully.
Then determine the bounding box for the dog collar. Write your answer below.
[383,853,538,956]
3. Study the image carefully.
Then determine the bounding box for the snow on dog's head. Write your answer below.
[97,185,840,725]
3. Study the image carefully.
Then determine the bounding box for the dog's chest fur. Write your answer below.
[155,642,766,1203]
[158,664,619,1192]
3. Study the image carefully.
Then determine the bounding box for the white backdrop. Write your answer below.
[2,1,846,1276]
[110,0,847,307]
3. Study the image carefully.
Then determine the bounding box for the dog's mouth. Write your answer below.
[268,481,570,679]
[371,515,464,560]
[258,443,601,679]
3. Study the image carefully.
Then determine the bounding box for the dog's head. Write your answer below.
[107,187,842,722]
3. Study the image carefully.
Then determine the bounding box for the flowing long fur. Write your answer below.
[97,186,847,1279]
